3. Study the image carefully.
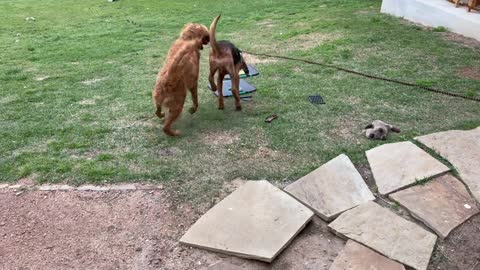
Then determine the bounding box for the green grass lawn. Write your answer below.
[1,0,479,200]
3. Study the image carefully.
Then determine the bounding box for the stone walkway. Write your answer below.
[284,154,374,221]
[415,127,480,202]
[178,127,480,270]
[180,180,313,262]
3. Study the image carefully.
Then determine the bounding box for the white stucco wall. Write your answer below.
[381,0,480,41]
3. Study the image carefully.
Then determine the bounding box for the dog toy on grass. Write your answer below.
[363,120,400,140]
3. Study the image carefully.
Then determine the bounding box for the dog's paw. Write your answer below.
[156,112,165,119]
[218,104,225,110]
[188,107,197,114]
[163,128,181,137]
[235,105,242,111]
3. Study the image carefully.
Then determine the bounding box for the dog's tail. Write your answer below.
[209,15,221,55]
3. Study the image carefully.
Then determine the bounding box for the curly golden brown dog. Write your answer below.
[208,15,249,111]
[152,23,209,136]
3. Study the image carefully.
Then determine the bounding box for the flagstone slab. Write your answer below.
[366,141,450,194]
[329,240,405,270]
[328,201,437,270]
[285,154,374,221]
[415,127,480,202]
[180,180,314,262]
[390,174,479,239]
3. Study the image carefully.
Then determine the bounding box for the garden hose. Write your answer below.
[242,51,480,103]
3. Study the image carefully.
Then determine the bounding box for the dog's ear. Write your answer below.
[364,123,374,130]
[390,126,401,133]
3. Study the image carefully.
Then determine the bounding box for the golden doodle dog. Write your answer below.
[208,15,249,111]
[152,22,210,136]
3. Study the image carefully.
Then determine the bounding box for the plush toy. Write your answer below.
[364,120,400,140]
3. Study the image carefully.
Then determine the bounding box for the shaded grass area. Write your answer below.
[0,0,479,200]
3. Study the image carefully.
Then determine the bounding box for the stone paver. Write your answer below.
[180,180,314,262]
[38,185,73,191]
[76,185,110,191]
[415,127,480,202]
[108,184,137,191]
[329,240,405,270]
[366,141,449,194]
[285,154,374,221]
[390,174,479,238]
[329,201,437,270]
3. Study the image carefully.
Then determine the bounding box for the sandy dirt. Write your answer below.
[0,187,343,270]
[457,67,480,80]
[1,181,478,270]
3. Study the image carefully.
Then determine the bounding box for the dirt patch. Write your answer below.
[429,214,480,270]
[12,141,48,157]
[35,75,50,81]
[256,19,276,28]
[81,149,102,160]
[289,32,342,51]
[355,163,376,190]
[457,67,480,80]
[326,116,363,145]
[202,131,240,146]
[250,31,341,54]
[293,66,303,73]
[81,77,107,86]
[243,53,278,65]
[77,95,102,105]
[78,99,96,105]
[0,95,17,105]
[17,174,38,186]
[158,147,181,157]
[441,32,480,49]
[355,9,376,15]
[0,188,207,270]
[253,146,279,159]
[0,185,344,270]
[214,178,246,204]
